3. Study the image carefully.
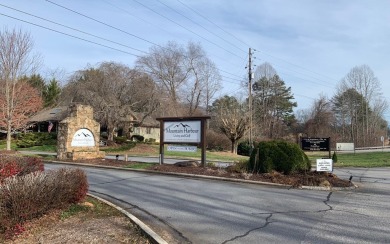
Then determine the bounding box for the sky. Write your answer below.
[1,0,389,120]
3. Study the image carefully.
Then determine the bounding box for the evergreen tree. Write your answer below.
[43,78,61,107]
[252,73,297,139]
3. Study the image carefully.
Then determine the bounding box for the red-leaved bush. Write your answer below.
[0,168,88,240]
[0,155,44,184]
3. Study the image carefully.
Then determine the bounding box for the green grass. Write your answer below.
[17,144,57,152]
[60,196,123,220]
[164,149,247,162]
[125,162,157,169]
[335,152,390,167]
[306,151,390,167]
[0,140,17,150]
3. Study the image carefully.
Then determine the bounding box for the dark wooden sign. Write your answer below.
[301,137,330,151]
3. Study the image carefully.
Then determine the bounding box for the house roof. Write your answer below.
[28,106,159,127]
[28,106,69,122]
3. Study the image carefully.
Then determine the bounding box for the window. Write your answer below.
[146,127,151,134]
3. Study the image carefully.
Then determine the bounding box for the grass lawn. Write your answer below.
[5,138,389,167]
[306,151,390,167]
[335,152,390,167]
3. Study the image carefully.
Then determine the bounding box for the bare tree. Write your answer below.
[60,62,159,141]
[0,28,40,150]
[304,95,335,138]
[137,42,190,116]
[137,41,221,116]
[184,42,221,115]
[335,65,388,146]
[211,95,249,154]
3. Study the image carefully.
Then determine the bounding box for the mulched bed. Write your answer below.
[59,158,352,188]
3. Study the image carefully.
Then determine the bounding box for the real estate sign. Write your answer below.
[163,121,201,143]
[316,159,333,172]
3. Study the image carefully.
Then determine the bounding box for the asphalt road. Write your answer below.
[44,163,390,244]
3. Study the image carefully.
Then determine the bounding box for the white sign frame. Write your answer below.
[167,145,197,152]
[71,128,95,147]
[316,159,333,172]
[163,121,201,143]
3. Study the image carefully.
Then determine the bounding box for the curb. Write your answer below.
[45,160,358,190]
[87,193,168,244]
[45,160,292,188]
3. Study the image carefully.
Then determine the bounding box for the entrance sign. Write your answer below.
[157,116,210,166]
[316,159,333,172]
[71,128,95,147]
[301,137,330,151]
[163,121,201,143]
[167,145,197,152]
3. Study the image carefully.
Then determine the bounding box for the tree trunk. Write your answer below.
[6,120,12,151]
[230,139,236,154]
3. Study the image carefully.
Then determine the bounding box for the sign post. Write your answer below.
[157,116,210,167]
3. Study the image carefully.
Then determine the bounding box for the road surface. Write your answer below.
[45,163,390,243]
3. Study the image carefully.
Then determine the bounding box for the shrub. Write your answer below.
[332,151,338,163]
[130,135,144,142]
[145,138,156,143]
[237,140,255,156]
[0,168,88,239]
[0,155,44,184]
[114,136,127,144]
[247,140,310,175]
[16,132,57,148]
[206,130,230,151]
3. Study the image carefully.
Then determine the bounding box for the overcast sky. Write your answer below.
[1,0,389,119]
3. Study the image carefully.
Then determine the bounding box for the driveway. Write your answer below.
[45,163,390,243]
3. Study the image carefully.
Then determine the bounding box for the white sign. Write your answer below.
[167,145,197,152]
[71,128,95,147]
[336,143,355,151]
[163,121,201,143]
[316,159,333,172]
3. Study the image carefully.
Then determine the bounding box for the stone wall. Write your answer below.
[57,104,105,160]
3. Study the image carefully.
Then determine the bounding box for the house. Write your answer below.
[27,106,68,133]
[28,106,160,142]
[131,112,160,142]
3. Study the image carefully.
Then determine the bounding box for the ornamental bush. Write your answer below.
[0,156,44,184]
[16,132,57,148]
[0,168,88,239]
[247,140,311,175]
[237,140,252,156]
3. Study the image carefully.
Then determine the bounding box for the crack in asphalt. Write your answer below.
[221,214,273,244]
[89,190,192,244]
[222,192,334,243]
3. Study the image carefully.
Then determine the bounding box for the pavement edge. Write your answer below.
[87,193,168,244]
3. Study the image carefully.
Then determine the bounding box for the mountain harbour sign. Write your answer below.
[157,116,210,166]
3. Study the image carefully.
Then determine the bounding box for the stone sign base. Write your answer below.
[57,104,105,160]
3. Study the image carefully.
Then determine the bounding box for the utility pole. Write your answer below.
[248,48,253,151]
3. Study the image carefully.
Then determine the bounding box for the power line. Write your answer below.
[176,0,252,48]
[45,0,161,48]
[132,0,245,60]
[99,0,244,69]
[0,3,148,54]
[0,13,141,57]
[257,50,339,84]
[155,0,247,54]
